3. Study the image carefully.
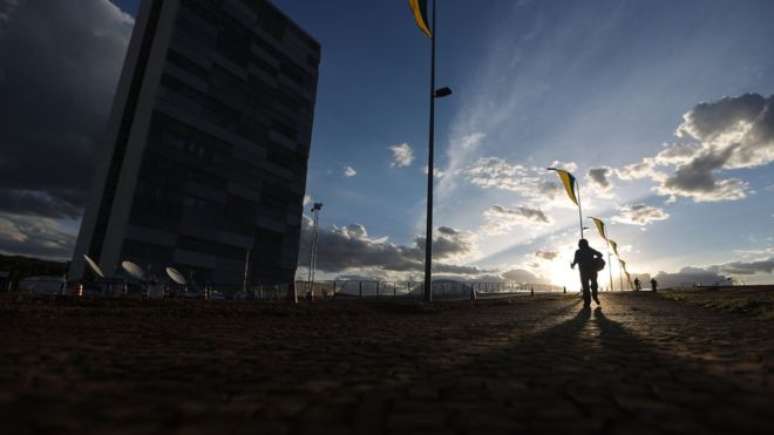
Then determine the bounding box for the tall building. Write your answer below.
[70,0,320,287]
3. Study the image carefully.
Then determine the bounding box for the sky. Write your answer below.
[1,0,773,288]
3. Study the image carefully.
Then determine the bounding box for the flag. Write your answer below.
[625,271,633,288]
[589,217,607,241]
[619,259,627,271]
[409,0,432,38]
[609,240,620,257]
[547,167,578,206]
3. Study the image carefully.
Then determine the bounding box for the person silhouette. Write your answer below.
[570,239,603,307]
[650,278,658,293]
[634,278,641,291]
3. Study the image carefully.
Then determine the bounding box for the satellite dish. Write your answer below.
[83,255,105,278]
[121,261,146,280]
[166,267,187,285]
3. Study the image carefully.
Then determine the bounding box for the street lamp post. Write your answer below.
[423,0,452,303]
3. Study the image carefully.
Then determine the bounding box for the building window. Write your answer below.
[167,50,209,82]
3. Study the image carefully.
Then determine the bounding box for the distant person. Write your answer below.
[634,278,641,291]
[650,278,658,293]
[570,239,604,307]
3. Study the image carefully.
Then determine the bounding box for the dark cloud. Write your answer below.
[587,167,612,189]
[482,204,552,235]
[617,93,774,203]
[715,258,774,276]
[0,0,132,218]
[612,203,670,226]
[658,147,748,202]
[298,218,485,276]
[653,267,728,288]
[491,205,549,223]
[437,226,458,235]
[0,190,83,219]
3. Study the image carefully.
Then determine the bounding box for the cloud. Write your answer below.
[656,147,749,202]
[612,203,670,226]
[535,250,558,260]
[653,267,728,288]
[586,166,615,198]
[0,0,133,219]
[715,258,774,276]
[297,218,486,277]
[615,94,774,203]
[482,204,551,235]
[422,165,445,178]
[463,157,567,206]
[389,143,414,168]
[501,268,549,284]
[0,213,75,260]
[548,160,578,173]
[653,256,774,288]
[587,167,611,189]
[438,132,486,196]
[344,166,357,177]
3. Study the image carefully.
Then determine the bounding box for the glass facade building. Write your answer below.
[70,0,320,286]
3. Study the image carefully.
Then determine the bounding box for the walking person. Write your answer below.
[570,239,604,308]
[634,278,641,291]
[650,278,658,293]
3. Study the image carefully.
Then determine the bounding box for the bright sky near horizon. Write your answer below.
[1,0,773,288]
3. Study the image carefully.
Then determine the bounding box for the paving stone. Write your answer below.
[3,294,774,434]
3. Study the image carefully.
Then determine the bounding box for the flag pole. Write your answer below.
[576,179,584,239]
[423,0,437,303]
[620,268,624,291]
[607,250,613,291]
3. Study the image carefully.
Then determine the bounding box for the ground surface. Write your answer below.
[1,292,773,434]
[660,285,774,319]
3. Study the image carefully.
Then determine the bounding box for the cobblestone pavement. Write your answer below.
[1,292,773,434]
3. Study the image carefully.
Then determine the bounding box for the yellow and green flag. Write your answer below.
[589,217,607,241]
[547,167,578,206]
[609,239,620,257]
[409,0,432,38]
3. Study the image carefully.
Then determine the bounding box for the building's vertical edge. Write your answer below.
[99,0,181,276]
[69,0,161,280]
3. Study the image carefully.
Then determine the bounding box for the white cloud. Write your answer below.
[612,203,670,226]
[438,132,486,197]
[343,166,357,177]
[462,157,578,209]
[481,204,551,235]
[422,165,445,178]
[615,94,774,203]
[389,143,414,168]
